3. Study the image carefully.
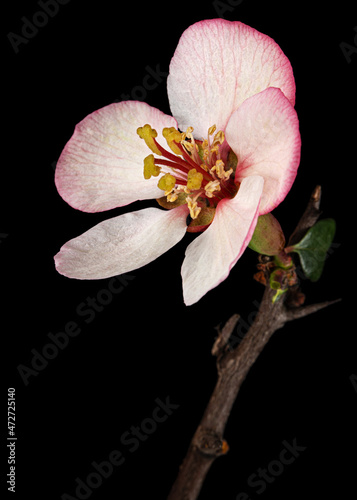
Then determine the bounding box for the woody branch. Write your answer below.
[167,186,339,500]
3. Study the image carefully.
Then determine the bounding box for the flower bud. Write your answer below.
[249,213,285,256]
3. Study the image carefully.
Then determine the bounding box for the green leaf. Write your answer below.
[289,218,336,281]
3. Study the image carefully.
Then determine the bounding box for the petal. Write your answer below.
[55,101,177,212]
[54,205,188,279]
[181,175,264,306]
[225,87,301,214]
[167,19,295,139]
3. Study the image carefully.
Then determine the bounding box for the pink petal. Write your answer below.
[54,205,188,279]
[167,19,295,139]
[181,175,264,306]
[225,87,301,215]
[55,101,177,212]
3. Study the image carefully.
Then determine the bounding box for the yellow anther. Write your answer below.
[158,173,176,192]
[187,169,203,191]
[143,154,161,180]
[181,127,199,156]
[205,180,221,198]
[166,190,179,203]
[164,185,186,203]
[182,140,195,153]
[212,130,225,146]
[223,168,233,180]
[211,159,232,181]
[210,160,221,174]
[137,124,162,156]
[162,127,182,156]
[187,197,201,219]
[208,124,217,135]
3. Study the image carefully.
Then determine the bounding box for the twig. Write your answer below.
[167,187,339,500]
[287,185,322,246]
[284,298,342,321]
[211,313,240,357]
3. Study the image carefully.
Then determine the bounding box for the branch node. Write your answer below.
[194,428,228,458]
[212,313,240,357]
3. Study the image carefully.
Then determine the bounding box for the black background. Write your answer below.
[3,1,355,499]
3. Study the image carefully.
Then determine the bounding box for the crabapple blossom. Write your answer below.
[54,19,301,305]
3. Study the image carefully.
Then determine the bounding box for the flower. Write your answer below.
[54,19,301,306]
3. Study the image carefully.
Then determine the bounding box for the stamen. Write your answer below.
[179,127,205,171]
[204,180,221,198]
[137,125,162,156]
[202,124,221,168]
[212,130,225,146]
[166,185,188,202]
[158,173,176,192]
[166,190,178,202]
[186,168,203,191]
[208,124,217,135]
[186,196,201,219]
[143,154,161,179]
[138,122,237,228]
[154,157,190,176]
[163,127,182,156]
[211,160,233,181]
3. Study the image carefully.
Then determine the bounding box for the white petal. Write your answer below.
[55,206,188,279]
[182,176,264,305]
[55,101,177,212]
[168,19,295,139]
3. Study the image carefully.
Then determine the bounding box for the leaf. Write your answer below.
[289,218,336,281]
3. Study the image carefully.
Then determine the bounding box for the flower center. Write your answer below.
[137,123,238,224]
